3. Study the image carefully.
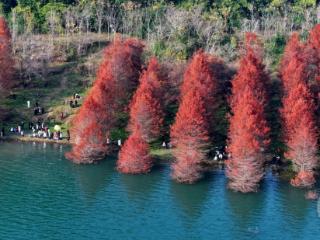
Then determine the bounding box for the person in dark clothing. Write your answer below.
[1,127,5,137]
[67,130,70,141]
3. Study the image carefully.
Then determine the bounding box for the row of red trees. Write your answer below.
[66,27,320,192]
[0,13,318,191]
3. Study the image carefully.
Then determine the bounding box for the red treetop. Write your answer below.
[170,89,210,184]
[0,16,14,95]
[128,57,164,142]
[66,37,144,164]
[280,33,307,91]
[307,24,320,52]
[226,33,270,193]
[305,24,320,89]
[231,33,268,105]
[117,127,152,174]
[180,50,216,100]
[180,50,218,138]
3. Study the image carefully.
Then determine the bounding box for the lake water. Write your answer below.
[0,141,319,240]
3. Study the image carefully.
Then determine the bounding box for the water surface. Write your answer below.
[0,141,319,240]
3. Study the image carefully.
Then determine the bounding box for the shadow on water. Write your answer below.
[226,179,267,230]
[72,157,116,203]
[170,173,213,220]
[278,180,311,238]
[118,163,165,203]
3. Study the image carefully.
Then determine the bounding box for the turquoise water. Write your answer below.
[0,141,319,240]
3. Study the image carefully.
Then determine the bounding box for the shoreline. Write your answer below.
[0,135,297,180]
[0,135,71,145]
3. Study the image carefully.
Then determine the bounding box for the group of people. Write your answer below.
[213,146,229,161]
[68,93,81,108]
[5,119,70,142]
[30,122,70,141]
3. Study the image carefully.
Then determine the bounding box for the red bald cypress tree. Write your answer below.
[116,57,164,174]
[280,33,318,188]
[226,33,270,193]
[117,127,152,174]
[65,37,144,164]
[128,57,164,143]
[170,51,216,183]
[170,89,209,183]
[0,16,14,95]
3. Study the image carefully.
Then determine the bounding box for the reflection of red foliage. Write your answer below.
[170,89,209,184]
[117,129,152,174]
[281,33,318,188]
[66,37,144,164]
[128,57,164,142]
[291,171,316,188]
[0,17,14,95]
[226,33,270,193]
[305,190,319,200]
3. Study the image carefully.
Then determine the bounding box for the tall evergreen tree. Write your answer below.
[226,33,270,193]
[128,57,164,143]
[117,57,164,174]
[170,51,215,183]
[280,33,319,188]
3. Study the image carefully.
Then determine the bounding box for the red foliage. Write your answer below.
[281,32,319,188]
[180,50,216,100]
[305,25,320,114]
[170,50,218,183]
[308,24,320,51]
[280,33,310,90]
[66,37,144,164]
[170,88,210,183]
[117,128,152,174]
[180,50,218,138]
[231,34,268,104]
[226,33,270,193]
[281,84,318,187]
[291,171,316,188]
[0,17,14,95]
[128,57,164,142]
